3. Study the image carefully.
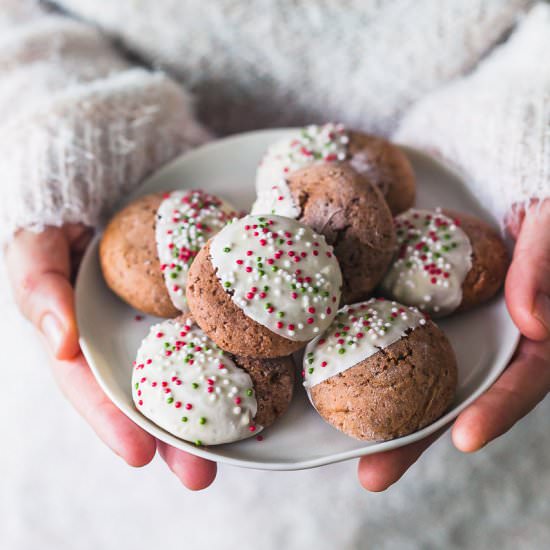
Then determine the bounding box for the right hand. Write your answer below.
[5,224,217,490]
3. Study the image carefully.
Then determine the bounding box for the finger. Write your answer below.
[505,200,550,341]
[157,441,217,490]
[452,338,550,452]
[51,352,157,467]
[65,224,95,280]
[357,429,444,492]
[5,228,79,359]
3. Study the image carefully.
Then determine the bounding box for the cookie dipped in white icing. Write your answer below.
[380,208,473,316]
[209,214,343,342]
[156,190,237,311]
[303,298,426,391]
[132,316,259,445]
[251,123,349,216]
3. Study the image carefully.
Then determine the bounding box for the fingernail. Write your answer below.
[41,313,63,355]
[534,293,550,336]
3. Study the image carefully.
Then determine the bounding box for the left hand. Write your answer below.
[358,200,550,491]
[5,225,217,490]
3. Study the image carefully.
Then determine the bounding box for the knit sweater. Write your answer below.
[0,0,548,244]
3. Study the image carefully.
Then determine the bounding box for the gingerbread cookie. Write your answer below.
[251,123,415,216]
[186,214,343,358]
[380,208,508,316]
[303,298,457,441]
[133,315,295,446]
[100,190,237,317]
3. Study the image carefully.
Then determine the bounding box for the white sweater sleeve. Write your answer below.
[0,0,209,245]
[395,3,550,225]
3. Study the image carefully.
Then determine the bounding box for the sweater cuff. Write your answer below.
[394,3,550,226]
[0,69,210,245]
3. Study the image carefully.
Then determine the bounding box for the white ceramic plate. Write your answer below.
[76,129,519,471]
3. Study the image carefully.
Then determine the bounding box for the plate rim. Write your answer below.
[76,128,520,471]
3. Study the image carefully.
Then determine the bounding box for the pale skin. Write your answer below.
[4,200,550,491]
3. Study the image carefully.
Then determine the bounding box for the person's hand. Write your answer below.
[5,225,217,490]
[357,200,550,491]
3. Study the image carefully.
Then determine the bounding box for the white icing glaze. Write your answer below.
[209,214,343,342]
[250,181,301,219]
[156,190,237,311]
[132,317,260,446]
[381,208,473,316]
[303,298,425,390]
[251,123,349,216]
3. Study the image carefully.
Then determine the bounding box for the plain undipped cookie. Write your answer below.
[303,299,457,441]
[287,163,397,303]
[100,193,179,318]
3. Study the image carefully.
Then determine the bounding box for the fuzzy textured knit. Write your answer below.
[0,0,548,244]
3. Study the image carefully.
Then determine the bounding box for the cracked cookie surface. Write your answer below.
[304,299,457,441]
[287,163,397,303]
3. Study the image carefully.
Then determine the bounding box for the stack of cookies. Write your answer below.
[100,123,508,446]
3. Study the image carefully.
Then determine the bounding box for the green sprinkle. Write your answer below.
[192,383,199,389]
[308,358,314,364]
[322,291,330,297]
[134,382,139,389]
[246,389,253,397]
[169,272,177,279]
[277,311,285,318]
[271,266,278,272]
[258,270,266,277]
[167,397,174,404]
[406,261,413,268]
[308,367,314,374]
[199,417,207,425]
[338,348,346,355]
[195,440,202,446]
[263,286,270,292]
[223,246,231,253]
[224,281,232,288]
[181,416,188,422]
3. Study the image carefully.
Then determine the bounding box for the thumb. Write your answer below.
[5,227,80,359]
[505,200,550,341]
